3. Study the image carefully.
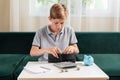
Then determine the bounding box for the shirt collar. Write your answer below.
[47,25,52,35]
[47,24,64,35]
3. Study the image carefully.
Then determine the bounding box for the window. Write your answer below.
[82,0,113,17]
[29,0,113,17]
[29,0,66,16]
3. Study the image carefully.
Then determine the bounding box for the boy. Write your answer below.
[30,3,79,62]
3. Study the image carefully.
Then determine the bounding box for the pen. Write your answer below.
[40,66,51,70]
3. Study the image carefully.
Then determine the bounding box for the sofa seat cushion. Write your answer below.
[14,55,39,80]
[0,54,25,80]
[76,54,120,76]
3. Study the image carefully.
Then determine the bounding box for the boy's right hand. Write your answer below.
[47,47,62,58]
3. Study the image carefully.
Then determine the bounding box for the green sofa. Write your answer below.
[0,32,120,80]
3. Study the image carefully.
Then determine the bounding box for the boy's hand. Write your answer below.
[47,47,62,58]
[63,46,74,54]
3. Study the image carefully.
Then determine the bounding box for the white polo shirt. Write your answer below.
[32,24,78,61]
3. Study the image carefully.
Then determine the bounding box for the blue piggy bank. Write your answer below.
[83,55,94,66]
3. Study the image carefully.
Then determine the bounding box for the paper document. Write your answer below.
[24,65,50,74]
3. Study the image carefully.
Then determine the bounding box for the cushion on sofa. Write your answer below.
[13,55,39,80]
[76,32,120,54]
[76,54,120,76]
[0,32,34,54]
[0,54,25,80]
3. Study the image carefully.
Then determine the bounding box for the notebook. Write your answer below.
[24,65,50,74]
[53,62,77,69]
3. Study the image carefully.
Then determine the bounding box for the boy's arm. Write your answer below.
[30,46,62,58]
[63,44,79,54]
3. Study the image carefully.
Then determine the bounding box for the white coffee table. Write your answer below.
[18,61,109,80]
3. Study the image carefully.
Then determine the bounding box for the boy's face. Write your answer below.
[49,17,66,33]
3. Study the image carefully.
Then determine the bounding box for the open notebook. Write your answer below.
[24,65,50,74]
[54,62,77,69]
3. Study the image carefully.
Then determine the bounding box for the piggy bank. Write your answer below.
[83,55,94,66]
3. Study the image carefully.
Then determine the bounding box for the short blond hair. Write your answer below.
[50,3,68,19]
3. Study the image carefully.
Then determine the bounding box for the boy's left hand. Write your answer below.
[63,46,74,54]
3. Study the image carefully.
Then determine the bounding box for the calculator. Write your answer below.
[54,62,77,68]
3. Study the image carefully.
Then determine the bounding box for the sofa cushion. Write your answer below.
[13,55,39,80]
[76,54,120,76]
[76,32,120,54]
[0,32,35,54]
[0,54,25,80]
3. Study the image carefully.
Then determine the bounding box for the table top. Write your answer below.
[18,61,109,80]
